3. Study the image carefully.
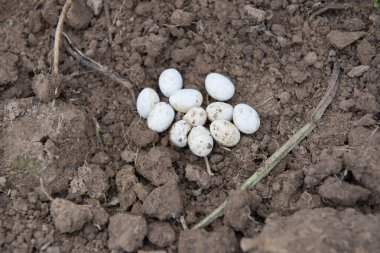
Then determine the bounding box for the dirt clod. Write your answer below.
[128,121,159,148]
[50,198,92,233]
[178,227,238,253]
[32,73,62,103]
[142,184,183,220]
[171,46,197,63]
[224,190,252,231]
[116,165,138,210]
[327,30,366,49]
[170,10,193,26]
[136,148,179,186]
[185,164,210,189]
[69,164,108,199]
[357,39,376,65]
[241,208,380,253]
[347,65,370,77]
[147,222,176,247]
[319,177,370,206]
[0,52,18,85]
[108,213,147,252]
[66,0,93,29]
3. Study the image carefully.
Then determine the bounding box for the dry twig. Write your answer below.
[53,0,73,74]
[61,32,136,103]
[192,62,341,229]
[308,3,353,21]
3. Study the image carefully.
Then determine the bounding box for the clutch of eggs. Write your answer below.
[136,68,260,157]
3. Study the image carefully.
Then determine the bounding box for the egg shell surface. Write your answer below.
[188,126,214,157]
[206,102,233,122]
[205,73,235,101]
[210,120,240,147]
[136,88,160,118]
[169,120,192,148]
[159,68,183,97]
[169,89,203,113]
[147,102,175,133]
[183,107,207,126]
[233,103,260,134]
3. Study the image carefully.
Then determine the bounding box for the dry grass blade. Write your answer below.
[308,3,353,21]
[192,62,341,229]
[53,0,73,74]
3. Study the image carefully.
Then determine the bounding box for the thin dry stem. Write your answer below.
[53,0,73,74]
[204,156,214,176]
[39,177,54,202]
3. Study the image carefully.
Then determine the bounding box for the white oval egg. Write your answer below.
[169,120,192,148]
[169,89,203,113]
[183,107,207,127]
[210,120,240,147]
[233,104,260,134]
[205,73,235,101]
[136,88,160,118]
[188,126,214,157]
[206,102,233,122]
[147,102,175,133]
[159,68,183,97]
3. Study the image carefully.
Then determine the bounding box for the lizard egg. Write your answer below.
[210,120,240,147]
[183,107,207,126]
[233,103,260,134]
[206,102,233,122]
[188,126,214,157]
[159,68,183,97]
[169,89,203,113]
[147,102,175,133]
[136,88,160,118]
[205,73,235,101]
[169,120,192,148]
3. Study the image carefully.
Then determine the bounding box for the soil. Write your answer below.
[0,0,379,253]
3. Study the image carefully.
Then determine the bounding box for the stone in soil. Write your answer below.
[185,164,210,189]
[326,30,366,49]
[142,184,183,220]
[50,198,92,233]
[178,227,238,253]
[170,9,193,26]
[147,222,176,247]
[318,177,370,206]
[240,208,380,253]
[86,0,103,16]
[108,213,147,252]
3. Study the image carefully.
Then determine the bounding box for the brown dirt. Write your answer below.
[0,0,379,252]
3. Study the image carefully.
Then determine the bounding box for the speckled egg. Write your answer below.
[188,126,214,157]
[169,120,192,148]
[206,102,233,122]
[183,107,207,127]
[210,120,240,147]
